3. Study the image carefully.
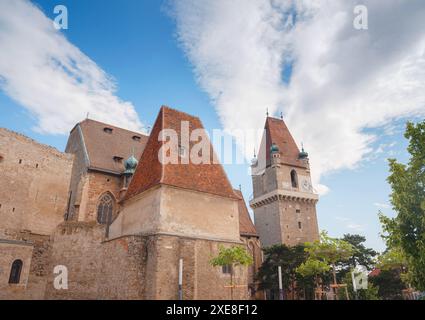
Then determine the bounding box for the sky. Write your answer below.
[1,0,425,252]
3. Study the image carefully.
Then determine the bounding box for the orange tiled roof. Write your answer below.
[125,106,238,200]
[265,117,307,168]
[234,189,258,237]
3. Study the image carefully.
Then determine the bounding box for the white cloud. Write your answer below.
[0,0,144,134]
[374,202,391,209]
[347,223,365,232]
[171,0,425,191]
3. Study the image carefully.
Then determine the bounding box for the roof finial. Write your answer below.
[266,108,269,117]
[86,112,89,119]
[239,184,242,191]
[253,147,256,158]
[280,112,283,120]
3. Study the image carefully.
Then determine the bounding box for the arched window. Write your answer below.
[291,170,298,188]
[9,259,23,284]
[97,193,114,225]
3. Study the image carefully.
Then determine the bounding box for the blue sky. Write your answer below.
[1,0,424,252]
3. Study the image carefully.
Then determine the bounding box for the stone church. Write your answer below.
[0,105,319,300]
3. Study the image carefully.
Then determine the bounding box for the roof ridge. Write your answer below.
[78,118,148,137]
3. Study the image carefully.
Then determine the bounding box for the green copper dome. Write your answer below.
[123,155,138,175]
[270,143,279,154]
[299,147,309,159]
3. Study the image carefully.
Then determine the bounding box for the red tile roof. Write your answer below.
[369,268,381,277]
[125,106,238,200]
[265,117,307,168]
[234,190,258,237]
[75,119,148,174]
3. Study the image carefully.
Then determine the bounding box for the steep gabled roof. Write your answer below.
[71,119,148,174]
[125,106,238,200]
[264,117,307,168]
[234,189,258,237]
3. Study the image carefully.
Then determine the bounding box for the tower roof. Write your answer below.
[264,117,307,168]
[69,119,148,174]
[124,106,238,201]
[234,189,258,237]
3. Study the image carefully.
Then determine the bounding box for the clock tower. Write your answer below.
[250,116,320,247]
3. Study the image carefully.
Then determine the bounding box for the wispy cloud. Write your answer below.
[171,0,425,192]
[347,223,365,232]
[336,216,365,232]
[374,202,391,209]
[0,0,143,134]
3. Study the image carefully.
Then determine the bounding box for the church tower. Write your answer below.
[249,116,319,247]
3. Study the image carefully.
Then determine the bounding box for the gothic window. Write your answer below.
[97,193,114,225]
[9,259,23,284]
[290,170,298,188]
[298,222,302,229]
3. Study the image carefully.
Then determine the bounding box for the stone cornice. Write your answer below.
[249,189,319,208]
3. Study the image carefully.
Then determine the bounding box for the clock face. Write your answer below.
[302,179,312,192]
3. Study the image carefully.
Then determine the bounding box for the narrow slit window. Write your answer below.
[290,170,298,188]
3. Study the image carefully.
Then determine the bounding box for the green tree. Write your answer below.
[256,244,311,299]
[379,120,425,290]
[296,258,331,299]
[369,268,406,300]
[297,231,354,299]
[210,245,253,300]
[337,234,377,281]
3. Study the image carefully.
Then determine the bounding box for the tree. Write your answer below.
[256,244,310,299]
[297,231,354,299]
[210,245,253,300]
[369,268,406,300]
[337,234,377,282]
[379,120,425,290]
[296,258,331,299]
[342,234,377,269]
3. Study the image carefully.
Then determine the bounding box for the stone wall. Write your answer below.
[111,185,240,243]
[0,128,73,235]
[45,222,250,300]
[45,221,146,299]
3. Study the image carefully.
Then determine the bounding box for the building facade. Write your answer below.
[250,117,320,248]
[0,106,262,300]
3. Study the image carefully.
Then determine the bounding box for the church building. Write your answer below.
[0,106,318,300]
